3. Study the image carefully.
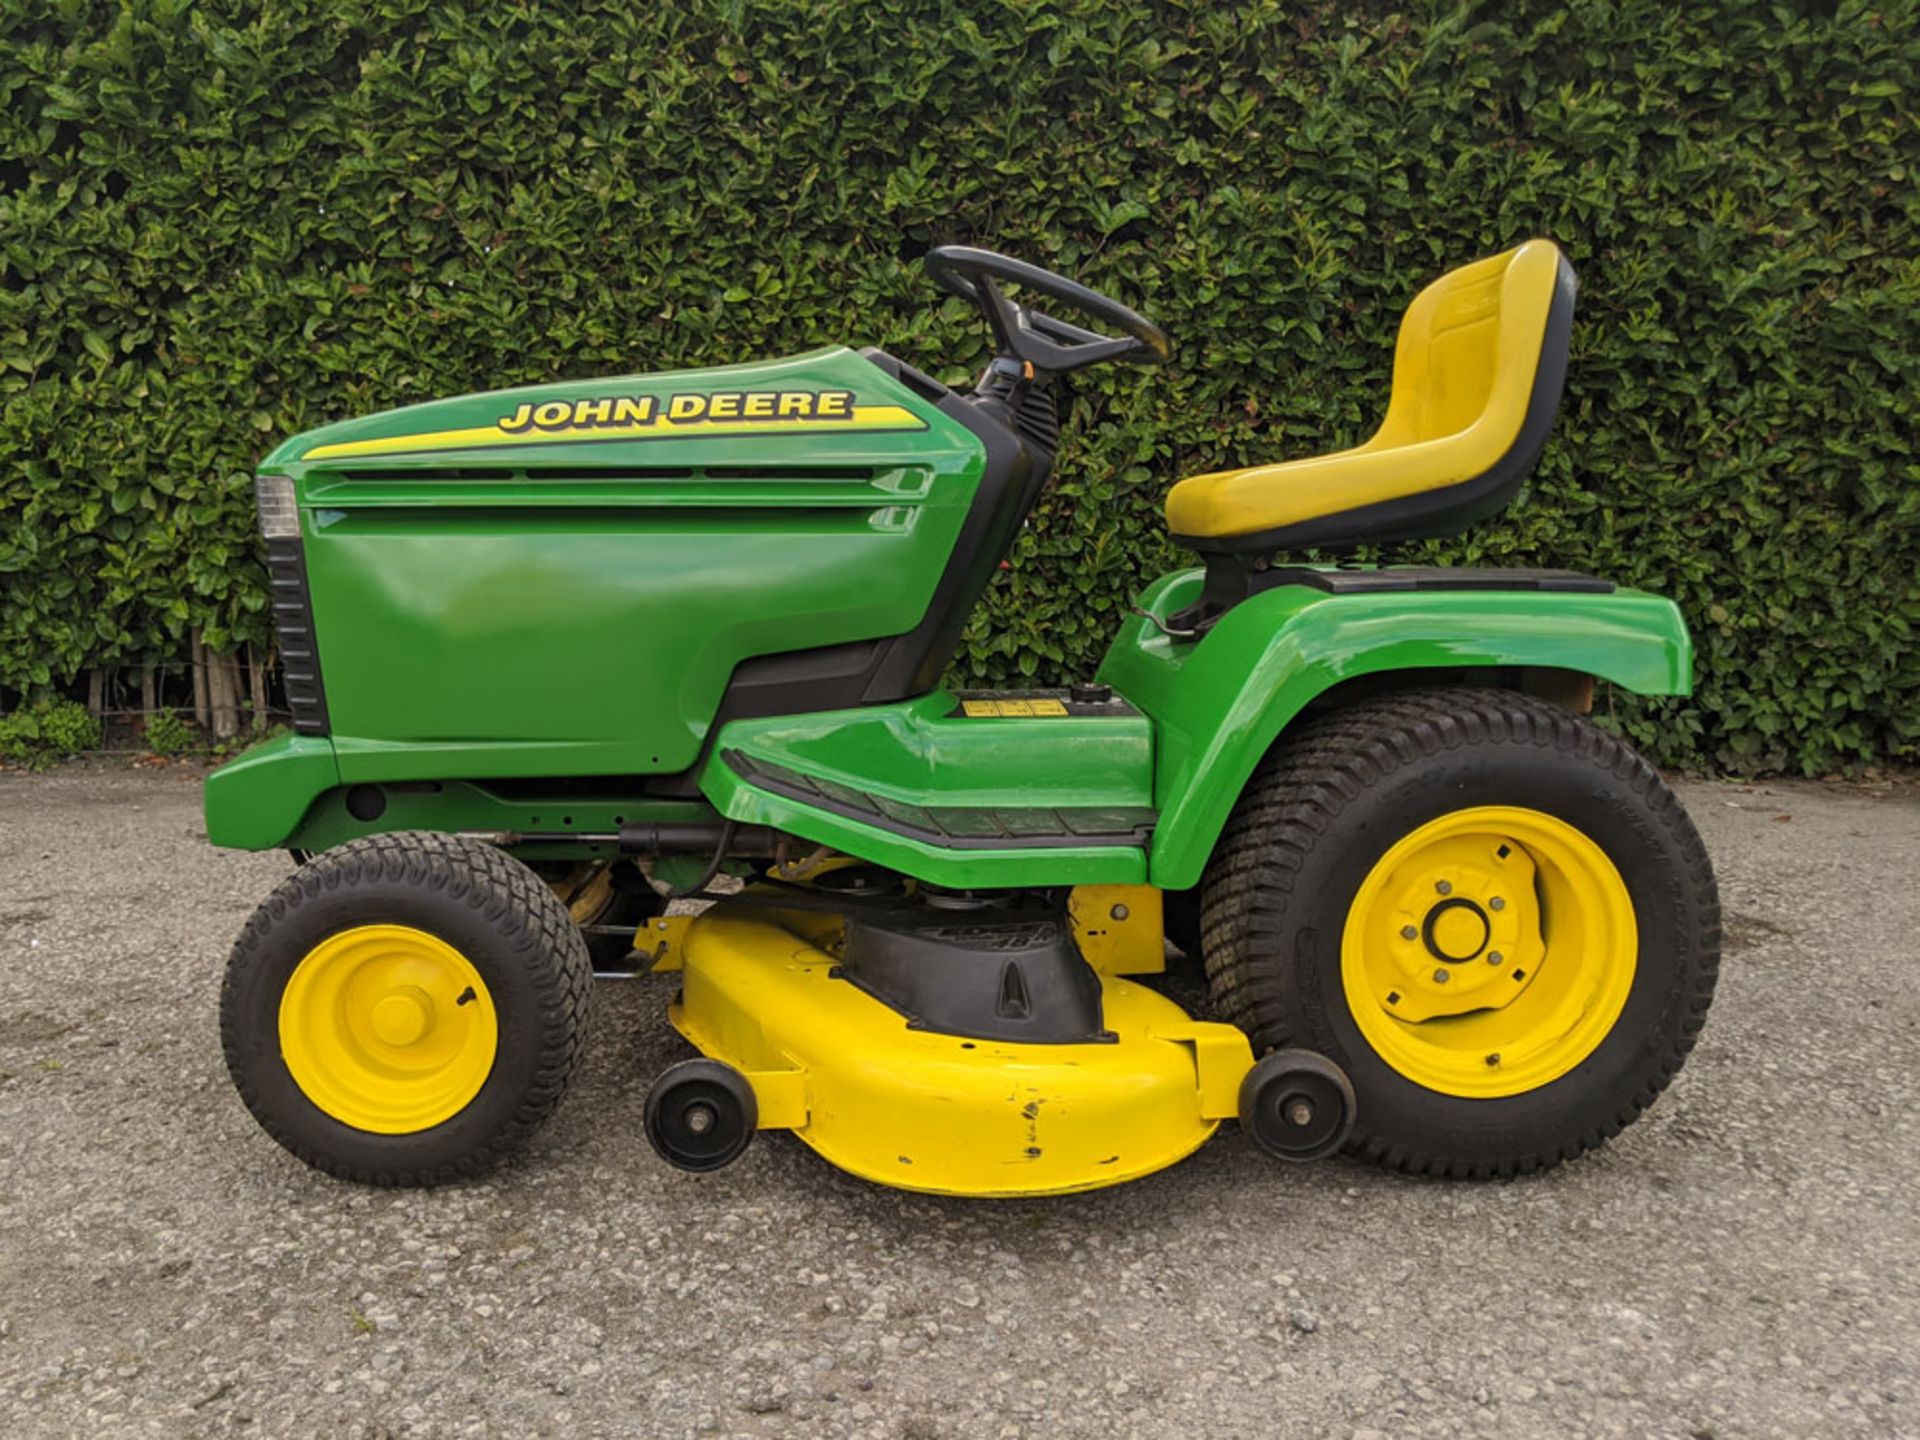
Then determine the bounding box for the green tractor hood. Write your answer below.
[262,347,950,471]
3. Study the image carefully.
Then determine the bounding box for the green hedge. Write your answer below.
[3,0,1915,772]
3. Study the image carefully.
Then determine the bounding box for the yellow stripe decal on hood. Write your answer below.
[302,389,927,461]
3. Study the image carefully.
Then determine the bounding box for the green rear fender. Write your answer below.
[1100,571,1694,892]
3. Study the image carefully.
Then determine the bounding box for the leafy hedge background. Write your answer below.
[2,0,1915,771]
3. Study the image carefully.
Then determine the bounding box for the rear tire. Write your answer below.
[221,831,593,1185]
[1201,687,1719,1177]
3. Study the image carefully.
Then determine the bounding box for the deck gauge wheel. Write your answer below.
[1239,1049,1357,1162]
[644,1059,758,1172]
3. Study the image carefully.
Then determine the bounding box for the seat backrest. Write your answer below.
[1372,239,1570,457]
[1163,239,1577,563]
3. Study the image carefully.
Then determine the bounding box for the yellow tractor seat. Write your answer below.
[1166,239,1576,554]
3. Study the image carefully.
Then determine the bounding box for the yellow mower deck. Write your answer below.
[653,896,1256,1197]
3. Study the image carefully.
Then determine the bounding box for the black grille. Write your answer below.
[265,535,330,735]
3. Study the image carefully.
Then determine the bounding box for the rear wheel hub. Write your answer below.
[1342,806,1637,1098]
[1422,896,1490,962]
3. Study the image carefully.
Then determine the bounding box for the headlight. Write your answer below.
[254,474,299,539]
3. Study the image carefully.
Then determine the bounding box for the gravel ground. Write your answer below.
[1,765,1916,1439]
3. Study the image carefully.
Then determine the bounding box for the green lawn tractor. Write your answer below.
[208,241,1719,1195]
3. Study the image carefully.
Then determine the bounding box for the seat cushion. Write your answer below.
[1166,241,1573,551]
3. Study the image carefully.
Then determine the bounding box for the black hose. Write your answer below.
[660,820,736,900]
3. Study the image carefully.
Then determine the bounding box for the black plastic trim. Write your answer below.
[1169,562,1615,635]
[859,377,1057,699]
[1253,566,1614,596]
[705,639,890,725]
[264,532,330,735]
[722,750,1154,851]
[859,347,951,403]
[839,905,1111,1044]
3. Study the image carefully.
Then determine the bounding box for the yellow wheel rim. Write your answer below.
[1340,806,1636,1098]
[279,925,498,1133]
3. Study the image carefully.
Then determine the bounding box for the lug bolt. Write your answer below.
[1287,1099,1315,1126]
[1400,925,1418,940]
[1487,950,1503,965]
[1435,880,1453,896]
[684,1103,716,1136]
[1489,896,1506,911]
[1433,967,1450,984]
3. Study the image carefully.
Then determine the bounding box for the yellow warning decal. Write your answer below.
[302,388,927,461]
[960,698,1070,718]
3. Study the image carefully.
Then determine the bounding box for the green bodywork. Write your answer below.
[702,690,1156,885]
[207,733,342,852]
[266,347,977,782]
[205,344,1694,889]
[695,571,1689,888]
[1103,570,1692,889]
[207,577,1689,892]
[208,733,711,858]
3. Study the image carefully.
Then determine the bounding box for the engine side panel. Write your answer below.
[268,348,985,782]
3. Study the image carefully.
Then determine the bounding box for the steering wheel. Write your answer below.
[924,246,1172,375]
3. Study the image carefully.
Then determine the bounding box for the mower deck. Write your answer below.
[659,896,1255,1197]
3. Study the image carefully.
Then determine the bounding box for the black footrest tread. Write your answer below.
[722,750,1154,851]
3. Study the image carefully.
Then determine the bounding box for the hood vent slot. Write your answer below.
[335,464,875,484]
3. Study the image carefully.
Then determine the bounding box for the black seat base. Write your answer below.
[1262,565,1613,596]
[1168,561,1613,634]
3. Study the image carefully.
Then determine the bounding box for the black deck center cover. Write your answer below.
[838,905,1109,1044]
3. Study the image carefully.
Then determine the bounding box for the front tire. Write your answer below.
[1202,688,1719,1177]
[221,831,593,1185]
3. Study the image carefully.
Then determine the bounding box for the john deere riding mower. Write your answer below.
[209,242,1719,1194]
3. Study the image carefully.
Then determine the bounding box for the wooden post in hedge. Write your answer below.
[190,629,212,730]
[208,652,226,738]
[209,652,240,739]
[247,643,268,733]
[139,663,157,719]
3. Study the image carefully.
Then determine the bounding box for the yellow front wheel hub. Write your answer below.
[279,925,498,1133]
[1342,807,1636,1098]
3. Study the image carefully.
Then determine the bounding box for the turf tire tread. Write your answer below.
[220,831,594,1187]
[1199,687,1719,1180]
